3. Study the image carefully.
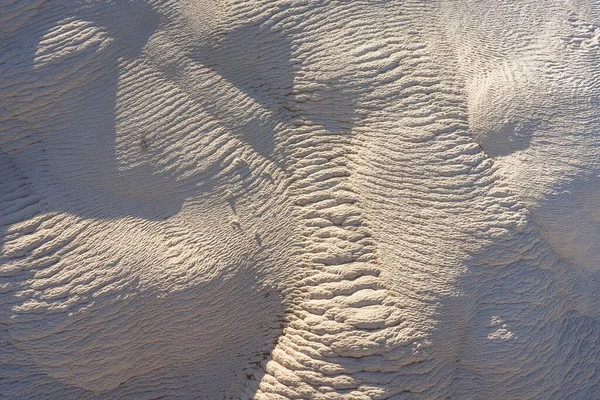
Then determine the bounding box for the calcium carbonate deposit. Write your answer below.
[2,1,600,399]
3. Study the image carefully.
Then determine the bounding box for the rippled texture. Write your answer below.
[2,1,600,398]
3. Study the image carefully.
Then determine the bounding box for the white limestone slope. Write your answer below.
[1,0,600,399]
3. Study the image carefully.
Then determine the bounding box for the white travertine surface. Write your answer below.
[2,1,600,398]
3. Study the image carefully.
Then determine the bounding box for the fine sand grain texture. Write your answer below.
[2,1,600,399]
